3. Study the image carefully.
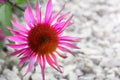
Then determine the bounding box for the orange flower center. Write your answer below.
[27,24,59,55]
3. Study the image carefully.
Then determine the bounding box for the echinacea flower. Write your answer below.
[7,0,80,80]
[0,28,5,42]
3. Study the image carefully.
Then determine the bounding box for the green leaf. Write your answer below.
[0,42,4,49]
[16,0,26,4]
[0,3,12,35]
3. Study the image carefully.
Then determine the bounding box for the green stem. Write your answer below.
[7,0,24,11]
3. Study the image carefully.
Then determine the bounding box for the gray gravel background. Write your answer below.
[0,0,120,80]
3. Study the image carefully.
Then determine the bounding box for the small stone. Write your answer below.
[89,55,103,65]
[75,69,83,76]
[31,73,42,80]
[13,66,19,74]
[94,67,105,80]
[80,59,94,73]
[23,72,32,80]
[3,69,20,80]
[106,73,117,80]
[68,72,78,80]
[0,59,5,65]
[0,75,7,80]
[79,74,95,80]
[59,79,67,80]
[0,51,6,59]
[63,64,76,76]
[45,73,57,80]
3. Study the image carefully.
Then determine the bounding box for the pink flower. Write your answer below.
[7,0,80,80]
[0,28,5,41]
[0,0,5,3]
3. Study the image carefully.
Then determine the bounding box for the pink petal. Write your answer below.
[8,48,28,56]
[55,51,67,58]
[36,0,41,24]
[46,55,62,73]
[54,21,72,34]
[57,12,70,22]
[7,36,26,42]
[17,48,31,57]
[51,53,63,68]
[11,20,28,32]
[8,27,27,36]
[7,43,28,49]
[59,36,80,42]
[18,49,32,67]
[18,49,33,68]
[24,53,36,76]
[18,56,29,67]
[27,3,35,24]
[50,4,65,23]
[37,55,46,80]
[57,15,73,34]
[24,9,32,28]
[53,22,66,34]
[59,42,79,49]
[24,3,35,28]
[45,0,52,23]
[53,22,65,29]
[58,46,75,56]
[64,15,73,27]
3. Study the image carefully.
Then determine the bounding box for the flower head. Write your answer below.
[7,0,80,80]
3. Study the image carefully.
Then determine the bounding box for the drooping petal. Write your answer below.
[45,0,52,23]
[51,53,61,67]
[57,12,70,22]
[18,56,29,67]
[24,53,37,76]
[54,21,72,35]
[36,0,41,24]
[24,9,32,28]
[19,49,32,57]
[59,42,79,49]
[50,4,65,23]
[11,20,28,32]
[27,3,35,24]
[8,27,27,36]
[59,36,80,42]
[7,43,28,49]
[38,55,46,80]
[58,46,75,56]
[53,22,65,29]
[57,15,73,34]
[18,49,32,67]
[64,15,73,27]
[8,48,28,56]
[7,36,26,42]
[55,51,67,58]
[46,55,62,73]
[24,3,35,28]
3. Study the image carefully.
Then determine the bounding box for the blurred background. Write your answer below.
[0,0,120,80]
